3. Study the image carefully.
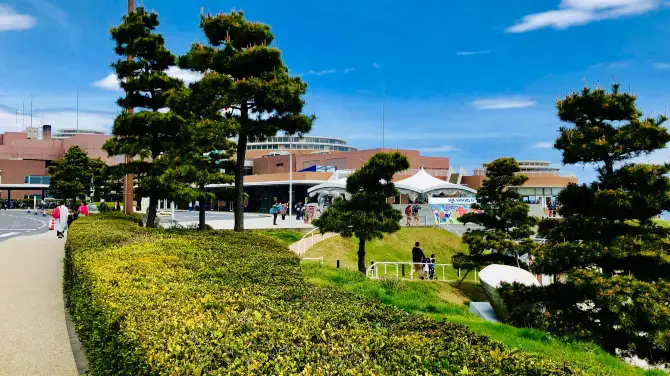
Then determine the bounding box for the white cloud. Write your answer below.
[506,0,664,33]
[590,60,632,69]
[456,50,490,56]
[91,74,121,91]
[343,67,355,73]
[91,67,204,91]
[472,97,537,110]
[165,66,203,84]
[372,62,381,69]
[653,62,670,69]
[347,131,533,141]
[419,145,461,153]
[302,69,338,76]
[0,4,37,31]
[532,141,555,149]
[0,109,114,134]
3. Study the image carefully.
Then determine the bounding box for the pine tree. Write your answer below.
[103,7,184,228]
[500,83,670,363]
[452,157,538,287]
[179,10,314,231]
[165,83,236,230]
[313,152,409,273]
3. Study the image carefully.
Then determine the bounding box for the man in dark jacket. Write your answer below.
[411,241,425,279]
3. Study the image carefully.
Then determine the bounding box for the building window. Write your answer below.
[276,163,284,167]
[24,175,50,184]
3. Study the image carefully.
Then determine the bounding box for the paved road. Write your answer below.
[0,210,50,241]
[169,210,262,223]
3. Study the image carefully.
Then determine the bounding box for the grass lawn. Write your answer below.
[304,226,465,270]
[253,228,309,247]
[302,264,662,376]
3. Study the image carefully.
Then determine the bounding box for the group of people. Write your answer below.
[411,241,436,280]
[51,200,91,238]
[404,203,422,226]
[270,201,307,225]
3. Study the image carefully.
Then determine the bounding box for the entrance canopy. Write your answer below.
[395,168,475,201]
[307,177,348,197]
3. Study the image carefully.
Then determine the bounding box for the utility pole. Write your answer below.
[289,135,293,228]
[123,0,135,216]
[30,96,32,128]
[76,86,79,130]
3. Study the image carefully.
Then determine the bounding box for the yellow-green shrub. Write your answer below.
[65,214,580,375]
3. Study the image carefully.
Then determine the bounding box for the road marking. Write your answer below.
[0,232,20,238]
[0,214,47,229]
[0,228,43,231]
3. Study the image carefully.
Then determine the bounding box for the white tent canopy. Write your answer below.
[395,168,476,196]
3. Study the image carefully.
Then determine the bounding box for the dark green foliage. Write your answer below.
[179,11,314,231]
[91,162,123,203]
[64,214,579,375]
[453,158,538,287]
[48,146,105,208]
[313,152,409,273]
[103,7,185,228]
[165,82,237,230]
[500,83,670,363]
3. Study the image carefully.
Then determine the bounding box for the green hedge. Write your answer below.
[65,214,580,375]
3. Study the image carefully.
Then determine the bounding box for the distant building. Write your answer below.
[461,160,577,215]
[52,128,106,140]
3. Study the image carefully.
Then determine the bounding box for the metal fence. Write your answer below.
[365,262,478,282]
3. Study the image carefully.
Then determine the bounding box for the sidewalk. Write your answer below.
[0,233,78,376]
[181,215,316,230]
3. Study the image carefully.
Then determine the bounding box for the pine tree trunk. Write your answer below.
[234,102,249,232]
[146,195,158,228]
[198,185,206,231]
[357,238,366,274]
[456,269,472,289]
[234,131,247,232]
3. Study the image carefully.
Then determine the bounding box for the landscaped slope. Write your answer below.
[305,227,464,269]
[302,264,662,376]
[65,214,577,375]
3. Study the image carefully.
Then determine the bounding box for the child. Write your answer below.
[429,254,436,280]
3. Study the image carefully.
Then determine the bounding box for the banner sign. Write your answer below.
[428,197,476,205]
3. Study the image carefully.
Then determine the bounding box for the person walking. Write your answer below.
[77,200,89,217]
[281,201,288,221]
[412,241,425,279]
[404,205,412,226]
[114,201,121,211]
[54,200,69,239]
[270,201,281,225]
[412,203,421,226]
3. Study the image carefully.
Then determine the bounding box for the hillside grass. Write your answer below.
[304,227,465,270]
[302,264,662,376]
[252,228,308,246]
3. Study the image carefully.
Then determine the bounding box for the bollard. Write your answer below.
[336,259,340,268]
[34,212,37,215]
[402,264,405,277]
[27,210,30,213]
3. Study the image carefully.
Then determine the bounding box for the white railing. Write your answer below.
[365,262,478,283]
[298,227,320,256]
[397,169,451,177]
[472,169,576,178]
[301,257,324,265]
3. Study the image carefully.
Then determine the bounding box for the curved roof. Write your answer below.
[395,168,476,194]
[306,178,348,194]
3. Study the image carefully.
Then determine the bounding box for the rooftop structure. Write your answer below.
[245,135,358,158]
[51,128,107,140]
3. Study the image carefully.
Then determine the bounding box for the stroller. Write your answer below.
[422,256,436,280]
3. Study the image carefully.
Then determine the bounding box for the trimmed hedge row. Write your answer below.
[65,214,581,375]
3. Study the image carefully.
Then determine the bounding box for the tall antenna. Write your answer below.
[22,103,25,129]
[76,86,79,130]
[382,71,385,149]
[30,96,33,128]
[15,110,17,131]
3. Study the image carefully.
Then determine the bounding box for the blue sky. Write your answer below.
[1,0,670,182]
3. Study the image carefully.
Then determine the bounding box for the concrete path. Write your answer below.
[0,232,78,376]
[180,215,316,230]
[289,231,336,256]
